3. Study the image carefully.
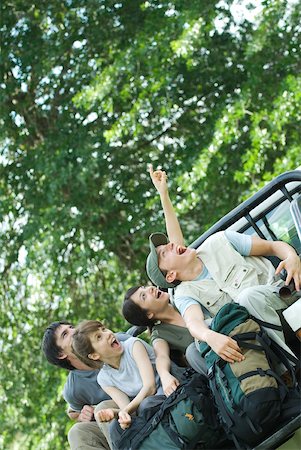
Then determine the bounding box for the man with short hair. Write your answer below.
[146,166,301,362]
[42,321,129,449]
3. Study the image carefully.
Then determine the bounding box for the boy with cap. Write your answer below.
[146,165,301,362]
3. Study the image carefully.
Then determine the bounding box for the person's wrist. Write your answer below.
[200,328,213,343]
[160,190,169,200]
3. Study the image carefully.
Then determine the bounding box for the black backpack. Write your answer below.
[199,303,301,449]
[111,371,230,450]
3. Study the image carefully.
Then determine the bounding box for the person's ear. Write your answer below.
[166,270,176,283]
[88,352,101,361]
[58,352,67,360]
[146,311,154,320]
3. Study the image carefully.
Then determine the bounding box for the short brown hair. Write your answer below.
[71,320,104,369]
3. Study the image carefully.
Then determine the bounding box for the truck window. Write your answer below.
[242,193,301,254]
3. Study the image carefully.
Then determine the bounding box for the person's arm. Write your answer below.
[67,405,95,422]
[149,164,184,245]
[98,341,157,430]
[250,236,301,290]
[123,340,157,415]
[183,305,244,363]
[95,386,128,427]
[153,339,180,396]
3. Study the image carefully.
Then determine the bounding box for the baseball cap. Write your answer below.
[146,232,175,289]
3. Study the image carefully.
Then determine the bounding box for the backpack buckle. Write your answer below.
[151,415,161,427]
[208,366,214,379]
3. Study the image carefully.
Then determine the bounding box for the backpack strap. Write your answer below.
[238,368,284,386]
[250,316,283,331]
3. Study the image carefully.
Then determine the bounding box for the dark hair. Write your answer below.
[42,321,75,371]
[72,320,104,370]
[122,286,156,327]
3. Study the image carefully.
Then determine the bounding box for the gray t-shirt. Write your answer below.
[63,369,110,411]
[97,337,162,397]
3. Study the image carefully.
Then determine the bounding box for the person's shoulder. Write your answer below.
[97,364,110,385]
[122,335,136,349]
[152,321,169,331]
[63,371,77,402]
[199,231,225,247]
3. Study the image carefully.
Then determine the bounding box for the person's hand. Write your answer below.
[161,373,180,396]
[275,254,301,291]
[205,330,245,363]
[149,164,168,196]
[78,405,95,422]
[118,410,132,429]
[96,408,116,422]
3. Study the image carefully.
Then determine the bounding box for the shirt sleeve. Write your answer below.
[150,328,165,346]
[97,369,111,389]
[63,387,83,412]
[174,295,200,316]
[225,230,252,256]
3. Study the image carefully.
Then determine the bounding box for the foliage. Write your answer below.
[0,0,300,448]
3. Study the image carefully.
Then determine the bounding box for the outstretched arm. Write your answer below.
[250,236,301,290]
[149,164,184,246]
[183,305,244,363]
[153,339,180,396]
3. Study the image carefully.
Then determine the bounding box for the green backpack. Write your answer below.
[112,371,229,450]
[199,303,300,448]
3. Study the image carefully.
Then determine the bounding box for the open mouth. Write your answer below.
[176,245,187,255]
[111,338,120,349]
[156,289,162,299]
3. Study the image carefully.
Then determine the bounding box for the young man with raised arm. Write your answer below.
[146,165,301,363]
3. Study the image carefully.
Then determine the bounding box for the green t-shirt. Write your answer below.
[150,322,194,353]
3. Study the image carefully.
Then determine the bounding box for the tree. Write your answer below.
[1,0,300,447]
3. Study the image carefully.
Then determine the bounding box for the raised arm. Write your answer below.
[250,236,301,290]
[153,339,180,396]
[149,164,184,246]
[183,305,244,363]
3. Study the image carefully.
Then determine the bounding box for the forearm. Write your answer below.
[160,191,184,245]
[156,354,172,379]
[186,317,211,343]
[270,241,298,260]
[251,237,298,259]
[123,385,156,415]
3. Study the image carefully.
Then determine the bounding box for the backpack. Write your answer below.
[199,303,301,449]
[112,371,229,450]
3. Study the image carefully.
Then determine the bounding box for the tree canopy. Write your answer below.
[1,0,300,448]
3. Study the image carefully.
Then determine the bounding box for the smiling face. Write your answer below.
[55,324,75,359]
[88,326,123,362]
[156,242,196,276]
[130,285,170,318]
